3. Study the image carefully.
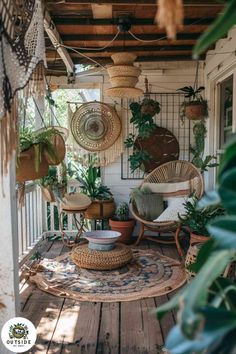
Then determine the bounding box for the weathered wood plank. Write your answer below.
[48,300,101,354]
[155,295,175,340]
[120,298,163,354]
[96,302,119,354]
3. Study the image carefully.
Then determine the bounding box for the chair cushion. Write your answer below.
[142,180,191,197]
[133,193,164,221]
[153,196,187,222]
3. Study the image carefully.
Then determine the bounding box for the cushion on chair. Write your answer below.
[142,180,191,197]
[131,188,164,221]
[153,196,187,222]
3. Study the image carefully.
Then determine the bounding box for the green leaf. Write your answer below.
[207,216,236,250]
[166,307,236,354]
[218,136,236,179]
[197,191,221,209]
[179,250,233,338]
[193,0,236,57]
[218,167,236,214]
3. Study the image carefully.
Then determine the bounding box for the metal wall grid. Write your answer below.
[121,92,194,180]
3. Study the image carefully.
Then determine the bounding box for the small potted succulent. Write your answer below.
[109,202,136,244]
[178,86,208,120]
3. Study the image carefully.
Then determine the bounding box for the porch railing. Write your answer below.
[17,180,81,261]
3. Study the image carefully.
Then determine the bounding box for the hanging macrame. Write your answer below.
[0,0,45,175]
[67,102,123,166]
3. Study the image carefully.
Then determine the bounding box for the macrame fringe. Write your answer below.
[67,104,123,167]
[156,0,184,40]
[0,97,17,177]
[23,61,46,98]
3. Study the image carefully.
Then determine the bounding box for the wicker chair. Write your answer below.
[131,160,204,256]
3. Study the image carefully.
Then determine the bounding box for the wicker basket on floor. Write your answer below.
[71,243,133,270]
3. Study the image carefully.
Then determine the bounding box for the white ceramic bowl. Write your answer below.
[83,230,121,245]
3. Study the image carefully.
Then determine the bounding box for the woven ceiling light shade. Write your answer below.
[105,52,143,98]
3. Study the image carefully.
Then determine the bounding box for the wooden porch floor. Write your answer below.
[20,239,180,354]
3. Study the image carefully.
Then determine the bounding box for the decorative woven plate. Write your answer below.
[70,101,121,152]
[134,125,179,173]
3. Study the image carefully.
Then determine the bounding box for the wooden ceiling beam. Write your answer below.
[44,10,75,78]
[60,32,202,41]
[52,17,214,25]
[46,0,222,6]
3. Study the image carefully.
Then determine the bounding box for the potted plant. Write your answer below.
[70,157,115,219]
[17,127,65,183]
[179,197,225,244]
[109,202,136,244]
[178,86,208,120]
[38,164,68,203]
[124,98,161,173]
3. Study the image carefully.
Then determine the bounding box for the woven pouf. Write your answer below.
[71,243,133,270]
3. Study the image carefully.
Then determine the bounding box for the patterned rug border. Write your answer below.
[30,248,186,302]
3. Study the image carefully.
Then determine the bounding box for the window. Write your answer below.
[219,75,233,148]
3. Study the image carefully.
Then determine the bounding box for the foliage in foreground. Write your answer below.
[157,136,236,354]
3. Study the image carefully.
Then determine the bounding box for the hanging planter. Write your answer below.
[178,86,208,121]
[16,145,49,183]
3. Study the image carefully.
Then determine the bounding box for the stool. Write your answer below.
[60,193,91,247]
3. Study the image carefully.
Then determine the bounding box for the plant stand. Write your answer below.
[59,208,87,247]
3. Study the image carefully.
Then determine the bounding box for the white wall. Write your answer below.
[102,61,204,207]
[205,26,236,189]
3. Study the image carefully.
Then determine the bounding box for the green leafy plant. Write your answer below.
[38,164,68,197]
[69,157,113,201]
[179,197,225,236]
[19,127,62,172]
[190,120,218,172]
[193,0,236,57]
[115,202,130,221]
[157,135,236,354]
[124,98,161,173]
[178,86,208,120]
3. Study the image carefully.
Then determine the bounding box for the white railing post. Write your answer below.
[0,157,19,354]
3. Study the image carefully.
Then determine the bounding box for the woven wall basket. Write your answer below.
[70,101,121,152]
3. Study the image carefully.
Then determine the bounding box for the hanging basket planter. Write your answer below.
[44,133,66,165]
[16,145,49,183]
[85,199,116,220]
[184,101,208,120]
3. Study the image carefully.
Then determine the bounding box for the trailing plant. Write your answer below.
[69,156,113,201]
[38,164,68,192]
[115,202,130,221]
[124,98,161,173]
[157,135,236,354]
[19,127,62,172]
[190,120,218,172]
[179,196,225,236]
[178,86,208,120]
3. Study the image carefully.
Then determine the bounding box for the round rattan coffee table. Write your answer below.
[71,243,133,270]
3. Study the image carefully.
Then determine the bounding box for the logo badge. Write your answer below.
[1,317,37,353]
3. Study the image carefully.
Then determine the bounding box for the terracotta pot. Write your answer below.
[109,218,136,244]
[185,102,207,120]
[85,199,116,219]
[190,232,210,246]
[44,134,66,165]
[16,145,49,183]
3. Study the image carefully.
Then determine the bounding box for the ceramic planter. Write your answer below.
[85,199,116,220]
[185,102,207,120]
[109,218,136,244]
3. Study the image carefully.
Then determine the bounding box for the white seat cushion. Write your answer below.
[153,196,187,222]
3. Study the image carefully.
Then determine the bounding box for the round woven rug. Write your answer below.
[30,249,186,302]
